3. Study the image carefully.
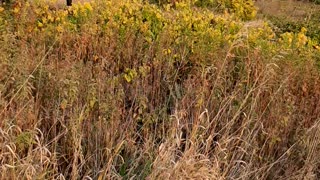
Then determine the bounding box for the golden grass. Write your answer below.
[0,0,320,179]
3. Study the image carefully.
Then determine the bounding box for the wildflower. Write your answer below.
[13,7,20,14]
[156,12,161,19]
[140,23,148,33]
[48,14,54,22]
[163,48,171,55]
[145,37,152,44]
[84,2,93,11]
[42,17,47,24]
[38,22,44,28]
[297,33,307,46]
[56,25,64,33]
[80,6,86,14]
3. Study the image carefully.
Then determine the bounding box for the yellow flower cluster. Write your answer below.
[70,2,93,18]
[296,27,308,47]
[0,0,318,55]
[279,27,310,49]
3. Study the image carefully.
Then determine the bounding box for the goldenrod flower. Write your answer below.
[48,14,54,23]
[13,7,20,14]
[42,17,47,24]
[163,49,171,55]
[84,2,93,11]
[56,25,64,33]
[38,22,44,28]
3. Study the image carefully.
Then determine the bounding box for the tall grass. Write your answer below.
[0,0,320,179]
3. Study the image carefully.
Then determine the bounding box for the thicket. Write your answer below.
[0,0,320,179]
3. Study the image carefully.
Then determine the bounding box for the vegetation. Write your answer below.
[0,0,320,179]
[256,0,320,42]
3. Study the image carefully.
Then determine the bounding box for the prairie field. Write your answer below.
[0,0,320,179]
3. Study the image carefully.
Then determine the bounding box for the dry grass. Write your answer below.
[1,0,320,179]
[255,0,320,20]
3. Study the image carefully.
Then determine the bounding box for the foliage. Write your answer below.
[149,0,257,20]
[268,14,320,43]
[0,0,320,179]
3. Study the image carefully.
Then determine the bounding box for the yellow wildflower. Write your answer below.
[140,23,148,33]
[55,17,61,22]
[297,33,307,46]
[163,49,172,55]
[47,14,54,22]
[301,27,307,34]
[38,22,44,28]
[13,7,20,14]
[80,6,86,14]
[42,17,47,24]
[84,2,93,11]
[156,12,161,19]
[56,25,64,33]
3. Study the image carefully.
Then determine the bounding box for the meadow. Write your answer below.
[0,0,320,179]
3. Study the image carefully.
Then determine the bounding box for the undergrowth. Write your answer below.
[0,0,320,179]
